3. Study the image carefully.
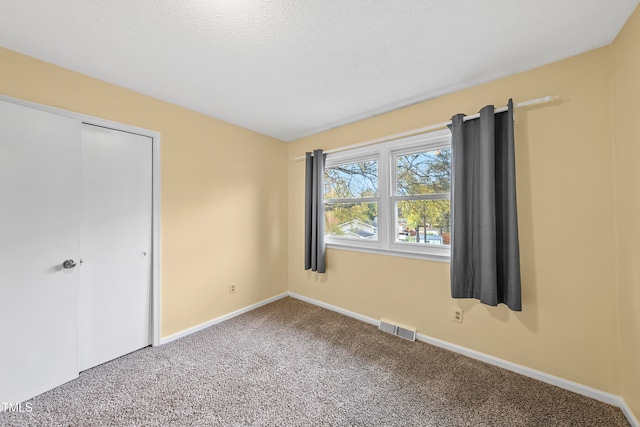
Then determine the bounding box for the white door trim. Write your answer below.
[0,93,162,346]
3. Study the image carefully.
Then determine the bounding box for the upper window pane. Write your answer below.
[324,160,378,199]
[396,148,450,196]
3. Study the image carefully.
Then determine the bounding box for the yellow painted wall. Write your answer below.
[288,47,622,394]
[613,5,640,420]
[0,47,289,337]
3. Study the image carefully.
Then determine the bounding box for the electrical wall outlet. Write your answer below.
[229,283,237,294]
[452,308,463,323]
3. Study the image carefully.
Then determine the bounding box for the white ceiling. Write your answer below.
[0,1,638,141]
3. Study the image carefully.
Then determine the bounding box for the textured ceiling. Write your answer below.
[0,1,638,141]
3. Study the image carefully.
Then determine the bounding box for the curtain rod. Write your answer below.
[295,95,558,161]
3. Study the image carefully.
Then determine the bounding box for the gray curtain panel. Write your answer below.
[304,149,326,273]
[450,99,522,311]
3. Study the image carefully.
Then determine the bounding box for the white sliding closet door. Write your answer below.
[78,124,152,371]
[0,100,82,403]
[0,99,155,404]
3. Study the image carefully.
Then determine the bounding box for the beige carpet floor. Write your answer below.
[0,297,630,426]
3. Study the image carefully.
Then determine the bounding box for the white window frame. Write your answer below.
[324,129,451,263]
[324,152,382,250]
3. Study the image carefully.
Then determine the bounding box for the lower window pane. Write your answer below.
[396,200,450,245]
[325,202,378,240]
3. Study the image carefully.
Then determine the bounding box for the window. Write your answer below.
[324,129,451,262]
[324,157,379,241]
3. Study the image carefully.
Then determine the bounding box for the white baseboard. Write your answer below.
[287,292,639,427]
[158,292,289,345]
[287,292,380,326]
[620,400,640,427]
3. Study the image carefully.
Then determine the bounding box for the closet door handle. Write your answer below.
[62,259,77,269]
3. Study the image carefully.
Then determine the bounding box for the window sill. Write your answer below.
[326,242,450,263]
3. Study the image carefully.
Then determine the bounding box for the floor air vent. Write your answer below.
[379,319,416,341]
